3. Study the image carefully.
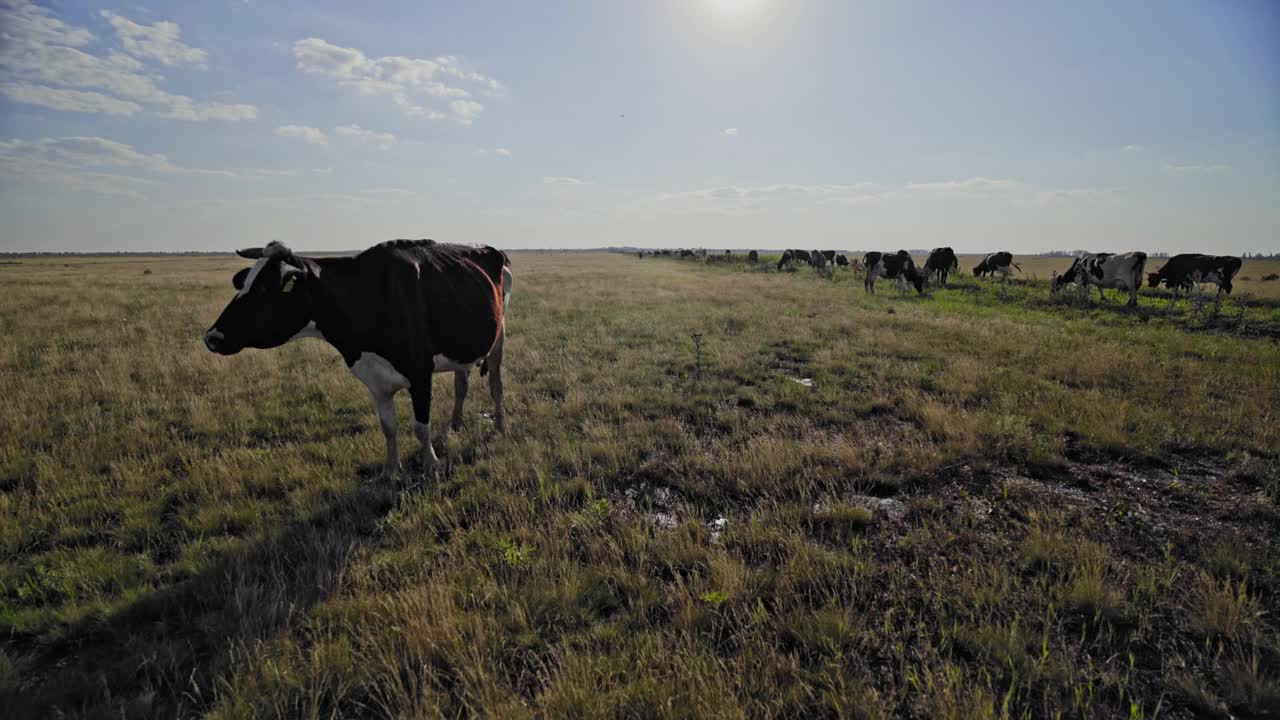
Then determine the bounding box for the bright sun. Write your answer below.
[708,0,765,19]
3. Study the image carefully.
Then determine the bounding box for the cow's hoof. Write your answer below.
[420,456,439,480]
[379,463,402,482]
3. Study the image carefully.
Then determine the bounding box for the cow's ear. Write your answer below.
[233,268,250,290]
[237,247,264,259]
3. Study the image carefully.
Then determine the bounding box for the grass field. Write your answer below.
[1,252,1278,719]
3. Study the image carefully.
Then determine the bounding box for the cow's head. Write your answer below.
[204,242,313,355]
[1146,272,1163,288]
[907,267,925,294]
[972,264,984,276]
[1050,266,1078,296]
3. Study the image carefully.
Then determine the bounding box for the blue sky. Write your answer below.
[1,0,1277,253]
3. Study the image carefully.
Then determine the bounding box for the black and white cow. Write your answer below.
[811,249,830,275]
[863,250,925,295]
[1147,254,1242,297]
[814,250,851,269]
[924,247,959,287]
[1051,251,1147,306]
[204,240,512,478]
[973,252,1020,279]
[777,249,813,270]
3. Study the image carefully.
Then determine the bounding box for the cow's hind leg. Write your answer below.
[408,380,439,477]
[450,370,468,432]
[487,330,507,433]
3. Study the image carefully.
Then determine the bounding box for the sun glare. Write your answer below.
[708,0,765,19]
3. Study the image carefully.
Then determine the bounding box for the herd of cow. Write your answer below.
[202,240,1245,478]
[641,247,1244,306]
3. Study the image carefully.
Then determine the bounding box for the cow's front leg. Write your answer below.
[449,370,468,433]
[367,390,400,479]
[409,381,438,477]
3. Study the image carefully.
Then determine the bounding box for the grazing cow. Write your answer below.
[814,250,850,270]
[864,250,925,295]
[1051,251,1147,306]
[777,249,813,270]
[747,250,759,265]
[811,249,830,275]
[973,252,1020,279]
[924,247,959,287]
[1147,254,1242,297]
[679,249,696,258]
[204,240,511,479]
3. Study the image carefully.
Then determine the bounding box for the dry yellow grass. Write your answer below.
[1,251,1277,719]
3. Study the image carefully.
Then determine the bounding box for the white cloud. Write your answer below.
[360,187,416,197]
[1164,163,1230,173]
[448,99,484,125]
[275,125,328,145]
[495,147,512,158]
[0,0,93,50]
[1122,144,1143,152]
[292,37,500,124]
[334,123,396,149]
[904,177,1024,192]
[542,176,587,185]
[722,127,739,137]
[312,167,334,175]
[642,182,894,214]
[161,96,258,122]
[0,2,255,121]
[1035,187,1123,205]
[0,82,143,116]
[100,11,208,68]
[0,135,236,199]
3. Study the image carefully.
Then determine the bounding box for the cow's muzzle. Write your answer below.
[204,329,228,354]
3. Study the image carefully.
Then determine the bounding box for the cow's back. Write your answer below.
[369,240,505,364]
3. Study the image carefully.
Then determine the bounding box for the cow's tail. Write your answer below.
[1225,256,1242,282]
[1012,262,1023,273]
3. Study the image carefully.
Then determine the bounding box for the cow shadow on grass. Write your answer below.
[6,456,451,719]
